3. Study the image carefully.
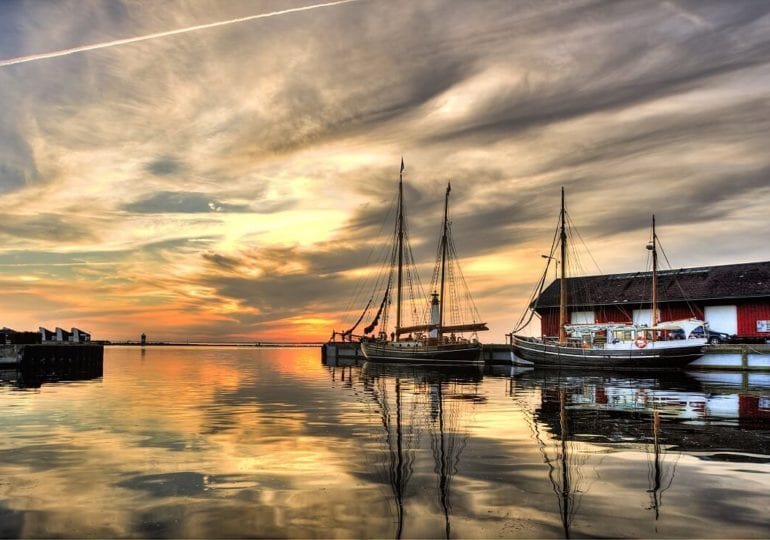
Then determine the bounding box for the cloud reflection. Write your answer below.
[0,1,769,340]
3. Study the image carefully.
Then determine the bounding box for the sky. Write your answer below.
[1,0,769,343]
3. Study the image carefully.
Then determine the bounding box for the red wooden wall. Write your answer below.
[738,302,770,337]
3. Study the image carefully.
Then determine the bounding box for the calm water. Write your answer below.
[1,346,770,538]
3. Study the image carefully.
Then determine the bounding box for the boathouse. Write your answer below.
[533,260,770,340]
[39,326,92,343]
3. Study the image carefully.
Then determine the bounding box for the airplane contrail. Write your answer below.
[0,0,364,68]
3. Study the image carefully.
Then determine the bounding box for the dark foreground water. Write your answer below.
[1,346,770,538]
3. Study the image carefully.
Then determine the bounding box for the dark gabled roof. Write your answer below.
[534,260,770,309]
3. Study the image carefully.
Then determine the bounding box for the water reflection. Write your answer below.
[647,409,673,527]
[321,356,770,537]
[0,348,769,538]
[513,369,770,536]
[0,363,103,389]
[360,363,483,539]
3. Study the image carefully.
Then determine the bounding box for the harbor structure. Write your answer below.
[1,325,103,378]
[530,260,770,343]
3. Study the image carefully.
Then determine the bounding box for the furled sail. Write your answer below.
[342,297,373,338]
[364,289,389,335]
[397,322,488,336]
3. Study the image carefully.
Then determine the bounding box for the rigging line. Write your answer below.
[366,214,401,336]
[402,227,429,327]
[340,191,398,327]
[512,215,561,333]
[406,237,429,325]
[448,257,461,327]
[564,211,603,275]
[512,261,549,333]
[406,242,428,306]
[447,230,482,323]
[394,185,432,331]
[373,197,406,334]
[657,241,699,318]
[562,209,609,318]
[430,224,443,294]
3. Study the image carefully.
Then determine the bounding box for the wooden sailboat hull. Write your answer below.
[360,341,483,366]
[512,336,706,370]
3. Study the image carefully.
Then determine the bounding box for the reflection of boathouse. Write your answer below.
[532,373,770,453]
[524,371,770,537]
[533,261,770,340]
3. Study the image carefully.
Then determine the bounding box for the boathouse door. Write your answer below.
[704,305,738,335]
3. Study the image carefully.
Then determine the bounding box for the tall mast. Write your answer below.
[438,182,450,340]
[396,158,405,339]
[649,215,658,327]
[558,187,568,344]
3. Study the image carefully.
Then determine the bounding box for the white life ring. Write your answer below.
[634,335,648,348]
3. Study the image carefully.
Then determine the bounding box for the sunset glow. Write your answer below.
[1,1,769,342]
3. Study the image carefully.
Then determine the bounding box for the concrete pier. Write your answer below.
[321,342,362,366]
[690,343,770,371]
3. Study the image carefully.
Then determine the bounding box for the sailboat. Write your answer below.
[360,162,488,365]
[511,188,707,370]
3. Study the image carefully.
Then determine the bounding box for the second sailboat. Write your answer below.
[361,161,488,365]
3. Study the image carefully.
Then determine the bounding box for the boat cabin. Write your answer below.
[563,319,706,349]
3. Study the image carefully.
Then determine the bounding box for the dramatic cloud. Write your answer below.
[0,0,769,341]
[124,191,251,214]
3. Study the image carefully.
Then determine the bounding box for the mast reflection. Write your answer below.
[530,388,586,539]
[523,371,698,538]
[362,362,483,539]
[646,408,678,528]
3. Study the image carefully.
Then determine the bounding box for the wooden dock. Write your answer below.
[0,344,104,384]
[690,343,770,371]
